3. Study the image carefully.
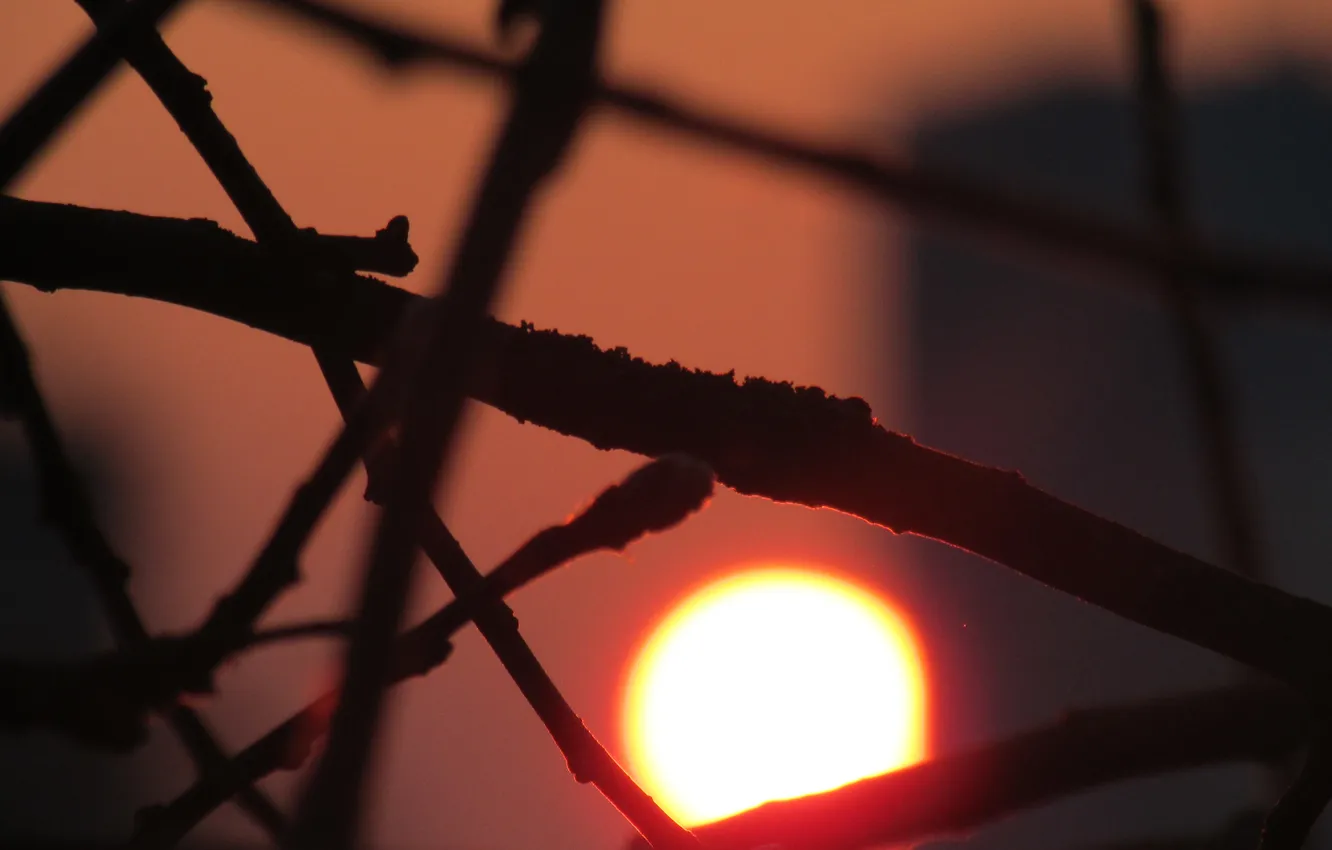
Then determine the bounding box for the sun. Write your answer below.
[621,566,927,827]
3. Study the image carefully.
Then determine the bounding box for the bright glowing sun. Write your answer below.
[621,566,926,827]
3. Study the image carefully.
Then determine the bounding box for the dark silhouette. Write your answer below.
[0,433,134,838]
[4,3,1332,850]
[899,68,1332,847]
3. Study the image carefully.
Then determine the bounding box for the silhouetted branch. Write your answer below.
[0,61,404,831]
[1258,731,1332,850]
[245,0,1332,310]
[288,5,697,843]
[0,297,132,633]
[1129,0,1263,583]
[71,0,413,476]
[191,345,404,660]
[249,0,509,75]
[291,217,416,277]
[6,198,1332,694]
[66,0,417,688]
[474,454,715,600]
[663,687,1307,850]
[77,0,306,240]
[129,454,713,850]
[0,619,347,751]
[0,288,287,836]
[14,5,694,837]
[42,2,483,844]
[0,197,414,285]
[0,0,185,189]
[4,4,1317,850]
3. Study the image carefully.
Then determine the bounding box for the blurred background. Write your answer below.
[2,2,1331,850]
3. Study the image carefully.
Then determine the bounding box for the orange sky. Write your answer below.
[3,3,1331,850]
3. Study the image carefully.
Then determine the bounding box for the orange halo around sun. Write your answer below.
[621,565,927,827]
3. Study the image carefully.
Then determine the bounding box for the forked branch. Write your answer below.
[129,454,715,850]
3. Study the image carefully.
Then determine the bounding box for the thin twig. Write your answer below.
[245,0,1332,308]
[129,454,713,850]
[0,0,186,189]
[0,618,349,750]
[667,687,1307,850]
[69,0,417,568]
[63,0,415,680]
[0,289,287,836]
[5,5,1317,850]
[472,454,715,598]
[67,0,418,406]
[192,347,402,657]
[1128,0,1292,822]
[248,0,509,76]
[92,450,702,762]
[55,5,571,847]
[76,0,302,241]
[32,0,416,829]
[286,6,698,850]
[9,219,1332,693]
[1129,0,1263,582]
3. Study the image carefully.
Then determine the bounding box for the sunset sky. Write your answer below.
[3,3,1332,850]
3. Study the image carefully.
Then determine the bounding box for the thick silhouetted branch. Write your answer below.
[6,5,1318,850]
[3,0,409,819]
[71,0,413,473]
[247,0,1332,311]
[46,0,470,842]
[6,197,1332,695]
[68,3,683,843]
[661,687,1308,850]
[6,3,691,831]
[68,0,418,683]
[289,6,701,848]
[129,454,714,850]
[0,288,287,836]
[0,197,413,285]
